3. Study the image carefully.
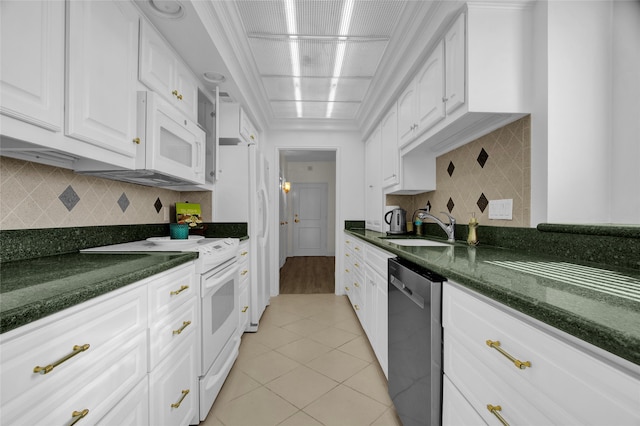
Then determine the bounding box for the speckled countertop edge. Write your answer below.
[0,252,198,333]
[345,229,640,367]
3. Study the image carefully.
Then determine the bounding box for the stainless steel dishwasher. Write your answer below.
[388,257,445,426]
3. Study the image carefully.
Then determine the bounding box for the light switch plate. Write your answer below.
[488,199,513,220]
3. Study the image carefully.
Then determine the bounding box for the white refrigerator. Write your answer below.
[214,144,270,331]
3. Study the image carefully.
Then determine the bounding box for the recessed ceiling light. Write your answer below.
[148,0,184,19]
[203,72,226,83]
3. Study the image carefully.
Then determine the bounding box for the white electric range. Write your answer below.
[82,236,241,422]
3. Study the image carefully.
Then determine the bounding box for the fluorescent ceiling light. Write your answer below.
[327,0,355,118]
[285,0,302,117]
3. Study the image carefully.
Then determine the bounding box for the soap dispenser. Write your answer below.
[467,213,479,246]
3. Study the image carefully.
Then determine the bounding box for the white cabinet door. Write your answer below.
[139,20,199,121]
[397,82,417,148]
[0,0,64,131]
[66,0,139,158]
[381,103,399,188]
[365,126,383,231]
[444,12,466,115]
[442,375,486,426]
[416,40,446,134]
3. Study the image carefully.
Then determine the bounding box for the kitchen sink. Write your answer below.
[384,239,451,247]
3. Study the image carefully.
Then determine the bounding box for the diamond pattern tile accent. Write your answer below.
[477,193,489,213]
[446,197,455,213]
[447,161,455,177]
[477,148,489,168]
[154,197,163,213]
[117,192,130,212]
[58,185,80,212]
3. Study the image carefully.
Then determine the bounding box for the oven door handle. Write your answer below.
[203,263,239,291]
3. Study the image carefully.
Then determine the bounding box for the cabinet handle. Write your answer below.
[177,94,183,100]
[241,251,248,256]
[170,285,189,296]
[354,247,360,251]
[242,306,249,313]
[33,344,90,374]
[354,304,360,311]
[173,321,192,335]
[345,268,350,273]
[172,89,179,97]
[345,286,350,291]
[354,263,360,268]
[250,134,255,140]
[133,137,140,144]
[486,340,531,370]
[442,96,449,102]
[487,404,509,426]
[241,270,249,276]
[70,409,89,426]
[171,389,190,408]
[345,253,350,257]
[354,282,360,288]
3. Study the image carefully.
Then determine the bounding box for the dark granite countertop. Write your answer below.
[0,251,198,333]
[345,229,640,368]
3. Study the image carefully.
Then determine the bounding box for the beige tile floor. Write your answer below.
[200,294,402,426]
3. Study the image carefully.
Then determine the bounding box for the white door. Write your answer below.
[292,183,328,256]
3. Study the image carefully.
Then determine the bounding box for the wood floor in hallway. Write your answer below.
[279,256,335,294]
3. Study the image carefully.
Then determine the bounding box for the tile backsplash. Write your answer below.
[0,157,211,230]
[388,115,531,228]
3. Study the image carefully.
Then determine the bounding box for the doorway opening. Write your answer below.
[277,149,337,294]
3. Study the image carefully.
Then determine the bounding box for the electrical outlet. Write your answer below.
[488,199,513,220]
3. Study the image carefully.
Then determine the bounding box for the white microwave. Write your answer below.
[78,91,206,187]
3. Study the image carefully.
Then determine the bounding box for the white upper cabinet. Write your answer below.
[443,14,465,115]
[365,126,383,231]
[0,0,64,131]
[399,4,531,156]
[66,0,140,158]
[139,20,199,122]
[381,103,399,188]
[219,103,259,145]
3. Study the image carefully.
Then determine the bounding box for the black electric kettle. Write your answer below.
[384,208,407,234]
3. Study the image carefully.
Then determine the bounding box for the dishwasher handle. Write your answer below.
[390,275,425,309]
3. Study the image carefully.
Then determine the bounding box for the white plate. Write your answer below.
[146,235,204,247]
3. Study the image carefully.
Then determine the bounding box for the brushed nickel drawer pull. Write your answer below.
[170,285,189,296]
[171,389,190,408]
[33,344,90,374]
[70,409,89,425]
[173,321,192,335]
[487,404,509,426]
[486,340,531,370]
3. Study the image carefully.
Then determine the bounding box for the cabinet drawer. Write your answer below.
[0,284,147,407]
[365,243,393,278]
[442,375,486,426]
[2,330,147,425]
[444,331,556,426]
[344,236,363,258]
[149,297,198,370]
[97,376,149,426]
[444,283,640,425]
[149,335,198,426]
[148,262,196,322]
[239,280,250,333]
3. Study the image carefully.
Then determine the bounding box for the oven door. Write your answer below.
[200,259,239,374]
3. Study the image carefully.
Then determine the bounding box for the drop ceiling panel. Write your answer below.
[263,76,370,102]
[271,101,359,119]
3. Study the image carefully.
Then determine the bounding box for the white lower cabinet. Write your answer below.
[443,281,640,426]
[149,336,198,426]
[343,233,393,377]
[442,375,486,426]
[238,240,251,334]
[0,261,199,426]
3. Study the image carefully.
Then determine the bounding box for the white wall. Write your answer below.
[262,129,364,295]
[530,0,639,225]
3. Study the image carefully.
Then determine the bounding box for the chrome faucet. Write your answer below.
[417,210,456,243]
